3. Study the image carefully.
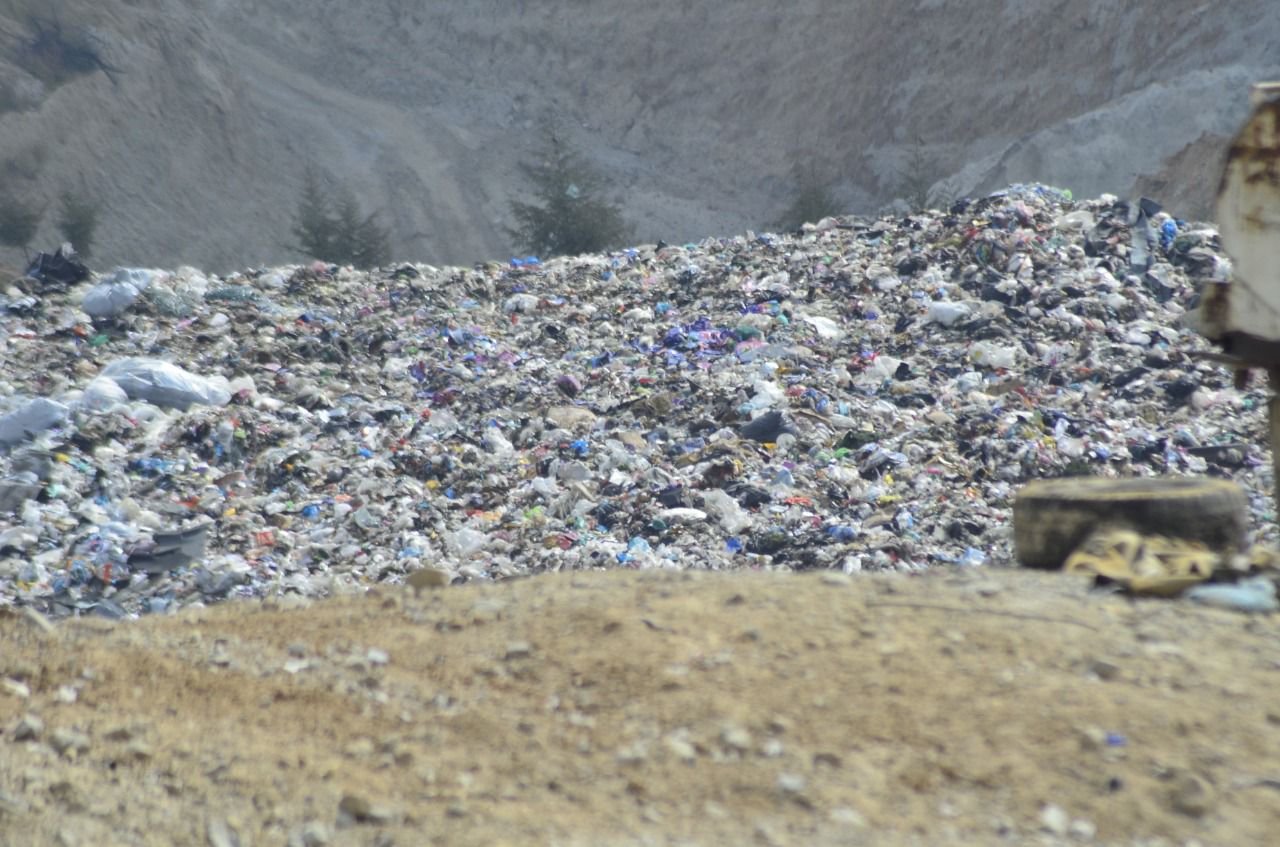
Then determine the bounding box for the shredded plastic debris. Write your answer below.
[1,185,1275,618]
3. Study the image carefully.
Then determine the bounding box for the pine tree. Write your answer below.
[291,165,337,262]
[55,189,100,257]
[352,209,391,269]
[0,191,43,255]
[510,133,630,258]
[774,163,843,231]
[290,167,392,269]
[894,137,958,212]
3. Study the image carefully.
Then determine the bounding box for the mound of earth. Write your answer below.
[3,567,1278,846]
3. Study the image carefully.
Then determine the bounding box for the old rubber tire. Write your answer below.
[1013,477,1248,570]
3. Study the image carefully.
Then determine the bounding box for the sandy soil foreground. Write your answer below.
[2,568,1279,846]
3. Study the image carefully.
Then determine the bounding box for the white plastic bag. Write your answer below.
[702,489,751,533]
[927,300,971,327]
[78,375,130,414]
[0,397,69,445]
[81,268,163,317]
[800,314,845,341]
[101,358,231,410]
[969,342,1019,369]
[445,527,488,559]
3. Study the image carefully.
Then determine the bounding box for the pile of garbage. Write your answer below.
[1,186,1274,619]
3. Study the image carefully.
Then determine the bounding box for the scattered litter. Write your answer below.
[1187,576,1279,614]
[2,185,1276,619]
[81,268,163,317]
[0,398,69,446]
[100,358,231,410]
[23,244,90,292]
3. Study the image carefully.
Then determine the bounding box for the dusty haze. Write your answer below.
[1,0,1277,271]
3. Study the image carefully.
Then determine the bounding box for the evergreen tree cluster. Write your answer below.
[509,134,630,258]
[291,166,392,269]
[774,163,844,232]
[0,186,101,258]
[56,190,99,257]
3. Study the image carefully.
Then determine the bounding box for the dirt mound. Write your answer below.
[3,568,1278,845]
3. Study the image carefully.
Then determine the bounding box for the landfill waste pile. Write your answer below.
[1,185,1275,620]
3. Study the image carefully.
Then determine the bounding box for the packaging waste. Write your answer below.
[0,183,1274,619]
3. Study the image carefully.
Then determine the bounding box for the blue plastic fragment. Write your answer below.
[1186,577,1279,614]
[827,526,857,542]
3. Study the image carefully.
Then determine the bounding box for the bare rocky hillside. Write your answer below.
[0,0,1277,271]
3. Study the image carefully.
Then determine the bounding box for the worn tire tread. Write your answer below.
[1013,477,1248,569]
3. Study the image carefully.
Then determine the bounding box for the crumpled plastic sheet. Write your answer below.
[0,187,1275,618]
[100,357,232,411]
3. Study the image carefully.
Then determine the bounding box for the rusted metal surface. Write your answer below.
[1269,366,1280,522]
[1208,83,1280,354]
[1208,84,1280,522]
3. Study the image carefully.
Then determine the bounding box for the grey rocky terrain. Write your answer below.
[0,1,1277,273]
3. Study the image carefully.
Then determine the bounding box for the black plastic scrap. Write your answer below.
[127,522,212,574]
[739,410,795,443]
[23,244,90,291]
